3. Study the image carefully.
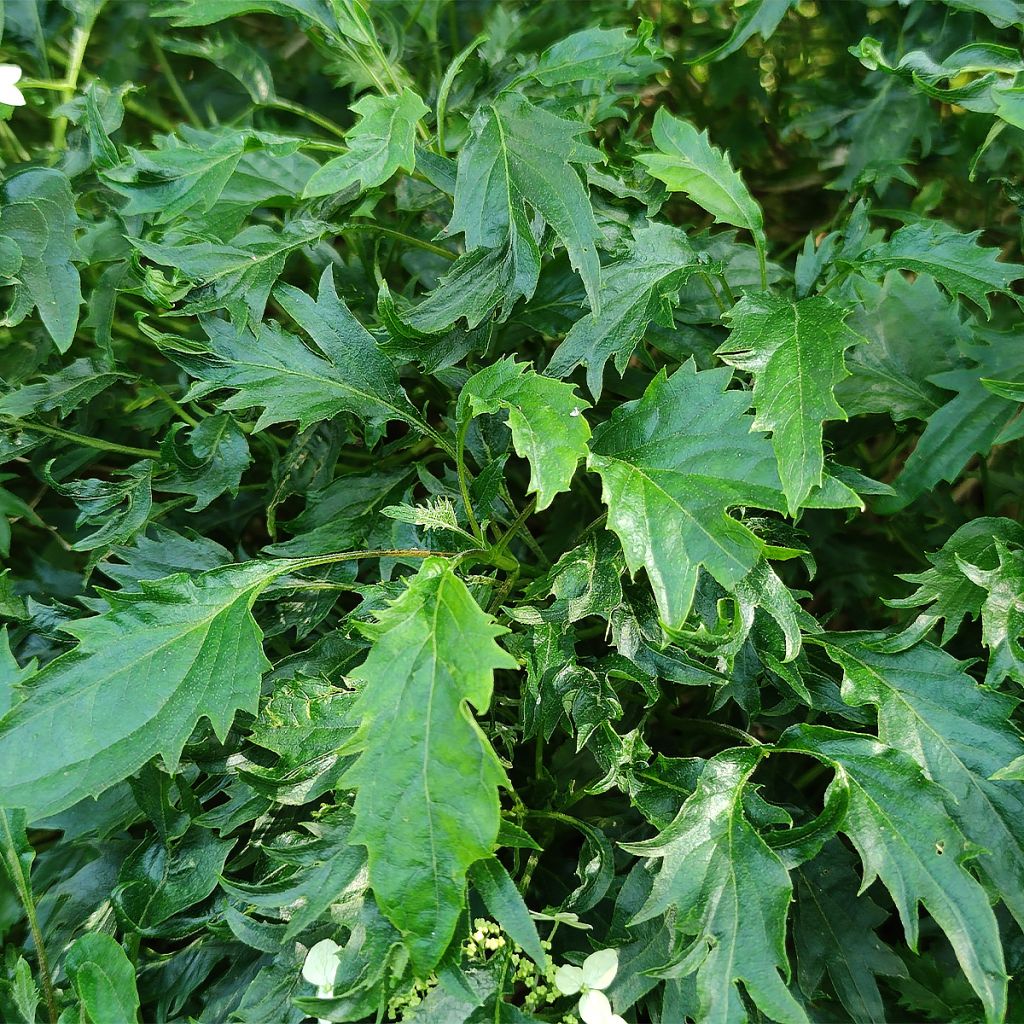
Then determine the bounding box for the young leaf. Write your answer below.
[718,293,865,514]
[0,358,126,418]
[530,26,658,86]
[624,748,809,1024]
[158,414,251,512]
[547,222,697,398]
[959,541,1024,686]
[587,361,786,629]
[342,558,516,972]
[449,92,602,312]
[637,110,766,280]
[778,725,1008,1024]
[303,88,428,198]
[0,561,282,819]
[459,357,591,510]
[65,933,140,1024]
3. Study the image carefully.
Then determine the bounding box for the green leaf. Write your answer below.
[0,168,83,352]
[459,357,591,510]
[718,293,865,514]
[222,806,366,940]
[65,933,139,1024]
[0,627,34,718]
[342,558,516,972]
[529,26,658,85]
[624,748,809,1024]
[851,221,1024,316]
[0,358,126,418]
[449,92,602,312]
[159,267,420,434]
[778,725,1007,1024]
[959,541,1024,686]
[547,222,697,398]
[132,218,327,327]
[838,273,965,423]
[821,633,1024,928]
[637,110,766,277]
[587,361,786,629]
[885,517,1024,648]
[468,857,546,968]
[878,332,1024,509]
[684,0,794,64]
[794,842,906,1024]
[158,414,251,512]
[47,462,154,552]
[0,560,282,819]
[304,88,428,198]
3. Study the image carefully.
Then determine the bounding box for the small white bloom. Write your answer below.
[302,939,340,1024]
[0,65,25,108]
[554,948,626,1024]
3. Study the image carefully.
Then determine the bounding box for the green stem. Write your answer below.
[2,418,161,460]
[1,812,58,1024]
[756,237,768,291]
[262,97,347,139]
[344,223,457,261]
[456,418,485,543]
[148,31,201,128]
[51,13,95,151]
[148,384,201,427]
[272,548,451,578]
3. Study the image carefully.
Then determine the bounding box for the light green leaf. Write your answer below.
[343,558,516,972]
[449,92,602,312]
[65,933,139,1024]
[718,293,865,514]
[637,110,766,280]
[587,360,786,629]
[530,26,658,86]
[684,0,794,63]
[459,357,591,510]
[158,413,251,512]
[547,222,697,398]
[0,561,284,819]
[624,748,809,1024]
[303,88,428,198]
[959,541,1024,686]
[0,358,126,418]
[778,725,1007,1024]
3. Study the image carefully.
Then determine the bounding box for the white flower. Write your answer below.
[0,66,25,108]
[554,948,627,1024]
[302,939,341,1024]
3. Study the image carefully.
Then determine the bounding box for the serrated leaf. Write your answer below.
[530,26,658,86]
[342,558,516,972]
[886,517,1024,648]
[794,841,906,1024]
[449,92,602,312]
[625,748,809,1024]
[587,360,786,629]
[0,358,126,418]
[547,222,697,398]
[65,933,139,1024]
[159,268,420,434]
[158,414,251,512]
[304,88,427,197]
[459,357,590,510]
[685,0,794,64]
[718,293,865,514]
[959,541,1024,685]
[822,633,1024,929]
[838,274,965,423]
[851,221,1023,316]
[778,725,1007,1024]
[637,110,766,267]
[0,560,284,819]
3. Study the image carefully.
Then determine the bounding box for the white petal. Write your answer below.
[302,939,341,986]
[0,83,25,107]
[582,947,618,989]
[554,963,584,995]
[579,989,614,1024]
[609,1016,628,1024]
[0,65,22,86]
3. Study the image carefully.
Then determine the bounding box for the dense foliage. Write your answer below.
[2,1,1024,1021]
